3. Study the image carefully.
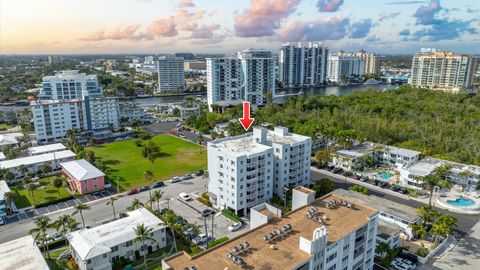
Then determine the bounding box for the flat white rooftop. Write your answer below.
[0,133,22,146]
[0,235,49,270]
[0,150,76,170]
[28,143,67,156]
[384,146,421,158]
[0,180,11,201]
[0,152,5,161]
[61,159,104,181]
[208,133,272,157]
[407,156,480,176]
[67,208,165,260]
[266,128,310,145]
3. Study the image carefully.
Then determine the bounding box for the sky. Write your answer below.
[0,0,479,54]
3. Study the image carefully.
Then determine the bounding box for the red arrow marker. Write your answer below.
[239,101,255,131]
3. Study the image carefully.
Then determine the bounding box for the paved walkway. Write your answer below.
[426,220,480,270]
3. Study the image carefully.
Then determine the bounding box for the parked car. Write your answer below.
[332,168,343,174]
[181,174,193,181]
[343,171,353,177]
[139,186,150,192]
[175,216,186,225]
[391,258,416,270]
[171,176,181,183]
[179,192,192,201]
[151,181,165,188]
[49,232,63,241]
[127,189,139,195]
[184,226,198,240]
[201,209,214,217]
[391,186,401,192]
[119,213,129,218]
[397,252,419,264]
[228,222,243,232]
[399,189,408,194]
[360,176,368,182]
[0,219,4,226]
[195,170,204,176]
[193,233,209,246]
[327,165,335,171]
[353,175,361,180]
[396,258,416,269]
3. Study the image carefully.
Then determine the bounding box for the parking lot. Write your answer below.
[161,187,248,241]
[1,189,114,225]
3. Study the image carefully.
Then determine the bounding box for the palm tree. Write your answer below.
[421,174,451,207]
[431,215,457,244]
[27,183,37,205]
[409,223,428,240]
[3,191,17,215]
[53,176,64,196]
[106,195,121,219]
[162,211,179,252]
[149,190,164,212]
[29,216,53,259]
[127,198,144,211]
[73,203,90,228]
[144,170,155,209]
[54,215,77,237]
[417,205,439,225]
[376,242,390,259]
[133,223,156,270]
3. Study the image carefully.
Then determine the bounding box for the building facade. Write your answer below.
[61,159,105,195]
[327,54,365,83]
[157,56,185,93]
[355,50,380,75]
[174,52,195,60]
[67,208,167,270]
[163,188,379,270]
[31,96,119,144]
[279,42,329,87]
[207,49,275,111]
[0,180,11,217]
[410,49,478,92]
[207,127,311,216]
[39,70,102,100]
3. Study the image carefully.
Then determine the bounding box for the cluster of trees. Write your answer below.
[253,85,480,166]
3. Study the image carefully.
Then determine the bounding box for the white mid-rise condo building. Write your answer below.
[207,49,275,111]
[355,50,380,75]
[327,53,365,83]
[31,96,119,144]
[409,49,478,92]
[157,55,185,93]
[207,127,311,216]
[279,42,329,87]
[39,70,102,100]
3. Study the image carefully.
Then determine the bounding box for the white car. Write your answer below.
[228,222,242,232]
[0,219,4,226]
[171,176,181,183]
[394,258,416,269]
[193,233,209,245]
[179,192,192,201]
[391,259,414,270]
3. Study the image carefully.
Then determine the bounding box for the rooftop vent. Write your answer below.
[325,199,353,209]
[263,224,292,242]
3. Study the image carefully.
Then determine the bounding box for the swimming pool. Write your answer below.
[377,172,393,180]
[447,197,476,207]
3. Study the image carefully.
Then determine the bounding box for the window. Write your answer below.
[327,264,336,270]
[112,245,119,252]
[326,252,337,263]
[126,240,133,247]
[103,254,108,258]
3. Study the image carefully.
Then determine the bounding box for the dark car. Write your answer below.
[139,186,150,192]
[399,189,408,194]
[151,181,165,188]
[126,189,139,195]
[119,213,129,218]
[332,168,343,174]
[181,174,193,180]
[391,186,400,192]
[353,175,361,180]
[175,216,186,225]
[201,209,215,217]
[195,170,204,176]
[397,252,418,264]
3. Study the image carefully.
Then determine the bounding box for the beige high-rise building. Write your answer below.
[410,48,478,92]
[355,50,380,75]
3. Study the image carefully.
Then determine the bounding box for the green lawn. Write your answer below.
[12,176,72,208]
[0,123,13,130]
[88,135,207,191]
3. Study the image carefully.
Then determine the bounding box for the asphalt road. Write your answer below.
[310,169,480,239]
[0,176,210,244]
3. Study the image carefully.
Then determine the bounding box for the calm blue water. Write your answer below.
[377,172,393,180]
[447,197,476,207]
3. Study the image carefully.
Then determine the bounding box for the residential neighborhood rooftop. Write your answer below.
[407,156,480,177]
[336,142,377,158]
[384,146,421,158]
[0,133,22,146]
[0,150,76,169]
[28,143,67,155]
[0,152,5,161]
[0,235,49,270]
[60,159,105,181]
[331,189,419,223]
[266,127,311,145]
[0,180,11,204]
[162,193,378,270]
[66,208,165,260]
[377,221,402,241]
[208,133,272,156]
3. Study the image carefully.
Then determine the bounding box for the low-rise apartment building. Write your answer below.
[0,235,50,270]
[162,187,379,270]
[207,127,311,216]
[0,150,76,181]
[67,208,167,270]
[28,143,67,156]
[61,159,105,195]
[0,180,11,217]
